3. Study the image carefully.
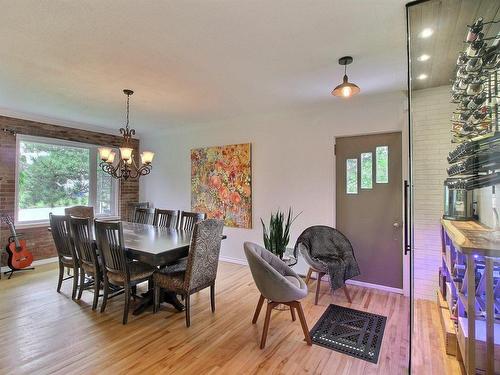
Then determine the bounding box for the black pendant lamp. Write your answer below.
[331,56,360,98]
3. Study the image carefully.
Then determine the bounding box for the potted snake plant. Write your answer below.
[260,208,301,259]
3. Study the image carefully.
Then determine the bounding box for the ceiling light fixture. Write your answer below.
[417,54,431,62]
[331,56,360,98]
[417,74,428,80]
[419,28,434,38]
[98,89,154,180]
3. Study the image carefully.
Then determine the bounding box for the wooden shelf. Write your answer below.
[441,219,500,257]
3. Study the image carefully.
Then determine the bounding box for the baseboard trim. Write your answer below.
[219,255,248,266]
[346,279,404,294]
[1,256,58,273]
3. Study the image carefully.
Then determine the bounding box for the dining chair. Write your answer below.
[178,211,206,231]
[70,217,101,310]
[64,205,94,220]
[95,220,155,324]
[153,219,224,327]
[127,202,150,222]
[295,226,359,305]
[153,209,178,229]
[133,208,152,224]
[49,214,79,300]
[243,242,311,349]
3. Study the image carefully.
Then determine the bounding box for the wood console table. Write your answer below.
[441,219,499,375]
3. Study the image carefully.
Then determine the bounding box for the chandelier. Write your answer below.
[98,89,154,180]
[331,56,360,98]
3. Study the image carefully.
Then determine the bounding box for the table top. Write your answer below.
[441,219,500,257]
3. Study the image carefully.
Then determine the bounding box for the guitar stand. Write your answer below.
[3,267,35,280]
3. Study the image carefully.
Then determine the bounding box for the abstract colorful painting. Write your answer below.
[191,143,252,228]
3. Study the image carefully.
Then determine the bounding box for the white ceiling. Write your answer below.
[0,0,407,135]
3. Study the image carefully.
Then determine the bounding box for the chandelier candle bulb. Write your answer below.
[99,147,112,162]
[107,151,116,164]
[141,151,155,165]
[120,147,133,161]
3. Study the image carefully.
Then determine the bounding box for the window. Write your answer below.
[16,135,119,225]
[376,146,389,183]
[346,158,358,194]
[360,152,373,189]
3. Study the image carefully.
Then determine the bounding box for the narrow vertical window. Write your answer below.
[376,146,389,183]
[346,158,358,194]
[361,152,373,189]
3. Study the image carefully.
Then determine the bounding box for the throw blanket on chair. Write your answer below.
[294,226,360,291]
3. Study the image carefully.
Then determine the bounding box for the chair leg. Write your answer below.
[314,272,324,305]
[342,286,352,303]
[100,274,109,313]
[123,284,130,325]
[293,301,312,346]
[210,283,216,313]
[57,261,64,293]
[71,267,79,300]
[305,268,313,285]
[252,294,265,324]
[290,305,296,321]
[153,285,160,314]
[77,267,85,300]
[92,274,100,311]
[260,301,276,349]
[185,294,191,327]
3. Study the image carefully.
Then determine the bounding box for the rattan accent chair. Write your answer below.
[64,206,94,220]
[153,219,224,327]
[133,208,152,224]
[153,209,178,229]
[49,214,79,300]
[178,211,206,231]
[244,242,311,349]
[95,220,155,324]
[70,217,101,310]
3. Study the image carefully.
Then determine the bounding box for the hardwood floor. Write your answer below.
[0,262,460,374]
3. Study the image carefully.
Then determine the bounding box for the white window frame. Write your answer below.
[15,134,120,227]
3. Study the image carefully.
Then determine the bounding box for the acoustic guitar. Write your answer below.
[1,215,34,270]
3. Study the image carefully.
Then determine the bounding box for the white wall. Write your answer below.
[140,91,406,276]
[412,85,455,300]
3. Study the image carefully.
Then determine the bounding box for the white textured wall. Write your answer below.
[140,92,407,280]
[412,86,455,300]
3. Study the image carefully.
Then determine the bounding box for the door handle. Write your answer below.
[404,180,411,255]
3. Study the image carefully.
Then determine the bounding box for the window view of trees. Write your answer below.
[17,138,118,222]
[19,141,90,209]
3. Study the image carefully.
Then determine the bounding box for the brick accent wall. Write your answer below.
[0,115,140,262]
[412,86,455,300]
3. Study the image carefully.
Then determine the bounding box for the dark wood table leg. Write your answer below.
[132,290,184,315]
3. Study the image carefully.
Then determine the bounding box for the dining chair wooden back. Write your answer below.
[49,213,79,300]
[70,216,101,309]
[95,220,127,276]
[178,211,206,231]
[95,220,155,324]
[153,209,178,229]
[133,208,151,224]
[65,205,94,219]
[127,202,149,222]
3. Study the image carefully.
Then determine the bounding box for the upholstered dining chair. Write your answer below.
[133,208,152,224]
[153,209,178,229]
[49,214,79,300]
[178,211,206,231]
[243,242,311,349]
[70,217,101,310]
[95,220,155,324]
[127,202,150,222]
[64,205,94,220]
[153,219,224,327]
[295,226,360,305]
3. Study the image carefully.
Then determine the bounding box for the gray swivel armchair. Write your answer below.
[243,242,312,349]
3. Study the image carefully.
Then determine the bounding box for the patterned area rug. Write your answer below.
[309,304,387,364]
